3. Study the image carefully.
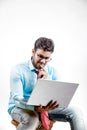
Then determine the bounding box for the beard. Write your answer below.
[31,56,46,69]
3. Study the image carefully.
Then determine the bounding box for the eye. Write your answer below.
[37,54,52,62]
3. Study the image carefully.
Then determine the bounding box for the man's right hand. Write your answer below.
[34,100,59,112]
[38,68,47,79]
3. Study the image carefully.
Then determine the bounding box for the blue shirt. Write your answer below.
[8,59,59,114]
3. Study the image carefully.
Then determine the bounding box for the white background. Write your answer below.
[0,0,87,129]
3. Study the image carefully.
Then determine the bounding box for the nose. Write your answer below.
[40,58,46,63]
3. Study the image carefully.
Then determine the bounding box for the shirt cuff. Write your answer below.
[15,100,35,111]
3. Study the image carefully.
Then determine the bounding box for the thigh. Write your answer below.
[11,107,40,130]
[11,107,38,124]
[48,107,74,122]
[49,107,86,130]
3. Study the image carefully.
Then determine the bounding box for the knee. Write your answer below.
[67,106,83,120]
[21,112,39,126]
[69,106,82,115]
[21,114,30,125]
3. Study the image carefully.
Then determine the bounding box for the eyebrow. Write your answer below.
[37,54,50,59]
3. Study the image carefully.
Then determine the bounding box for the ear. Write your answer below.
[32,49,35,55]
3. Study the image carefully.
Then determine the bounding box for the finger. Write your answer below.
[46,100,57,108]
[45,100,54,110]
[46,100,53,106]
[39,105,43,109]
[50,100,58,107]
[38,69,47,78]
[39,105,45,112]
[50,103,59,110]
[46,100,59,110]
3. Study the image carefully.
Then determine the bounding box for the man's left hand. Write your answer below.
[34,100,59,112]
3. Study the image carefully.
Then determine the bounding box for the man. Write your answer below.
[8,37,85,130]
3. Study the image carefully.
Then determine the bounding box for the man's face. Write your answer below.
[32,49,52,69]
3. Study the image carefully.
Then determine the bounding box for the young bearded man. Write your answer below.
[8,37,85,130]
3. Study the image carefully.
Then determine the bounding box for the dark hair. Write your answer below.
[34,37,55,52]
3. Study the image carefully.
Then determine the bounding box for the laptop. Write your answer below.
[25,79,79,108]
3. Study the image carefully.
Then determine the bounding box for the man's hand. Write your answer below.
[34,100,59,112]
[38,68,47,79]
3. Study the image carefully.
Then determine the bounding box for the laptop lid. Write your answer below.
[27,79,79,108]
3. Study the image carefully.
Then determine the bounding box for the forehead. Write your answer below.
[35,49,52,56]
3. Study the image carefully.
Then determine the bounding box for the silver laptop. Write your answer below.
[26,79,79,108]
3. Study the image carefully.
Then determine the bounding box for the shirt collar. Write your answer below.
[28,57,36,71]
